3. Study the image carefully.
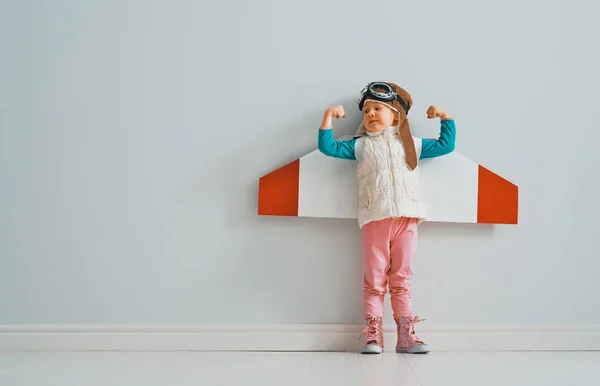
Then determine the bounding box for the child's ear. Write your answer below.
[395,112,405,125]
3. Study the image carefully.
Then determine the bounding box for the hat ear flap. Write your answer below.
[355,123,367,136]
[399,118,417,170]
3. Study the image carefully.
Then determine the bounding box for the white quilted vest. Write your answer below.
[355,127,427,228]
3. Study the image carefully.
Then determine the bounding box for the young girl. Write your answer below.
[317,81,456,354]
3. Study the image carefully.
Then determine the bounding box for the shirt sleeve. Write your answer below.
[420,119,456,159]
[318,128,357,160]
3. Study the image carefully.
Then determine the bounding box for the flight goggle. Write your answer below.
[357,82,409,114]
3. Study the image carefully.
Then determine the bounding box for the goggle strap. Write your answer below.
[359,82,409,114]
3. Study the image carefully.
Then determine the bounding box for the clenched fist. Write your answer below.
[320,105,345,129]
[426,105,451,120]
[327,105,346,119]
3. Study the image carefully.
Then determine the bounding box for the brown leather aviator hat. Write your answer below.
[356,81,417,170]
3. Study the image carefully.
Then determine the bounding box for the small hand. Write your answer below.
[320,105,346,129]
[426,105,450,120]
[327,105,346,119]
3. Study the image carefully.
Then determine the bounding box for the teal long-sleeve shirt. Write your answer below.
[318,119,456,160]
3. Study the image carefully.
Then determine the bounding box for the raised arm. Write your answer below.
[420,106,456,159]
[318,105,356,160]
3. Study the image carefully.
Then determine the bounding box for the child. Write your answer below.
[317,81,456,354]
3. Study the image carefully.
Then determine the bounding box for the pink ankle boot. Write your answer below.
[395,315,429,354]
[359,317,384,354]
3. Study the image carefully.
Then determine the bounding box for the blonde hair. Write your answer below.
[392,113,401,127]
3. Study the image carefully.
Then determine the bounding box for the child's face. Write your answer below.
[362,101,397,132]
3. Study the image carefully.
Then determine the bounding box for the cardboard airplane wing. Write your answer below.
[258,136,518,224]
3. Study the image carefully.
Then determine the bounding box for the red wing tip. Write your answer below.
[257,159,300,216]
[477,165,519,224]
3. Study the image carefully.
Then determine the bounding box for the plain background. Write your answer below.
[1,0,599,329]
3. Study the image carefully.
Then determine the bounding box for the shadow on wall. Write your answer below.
[226,97,362,229]
[419,220,496,237]
[214,101,366,321]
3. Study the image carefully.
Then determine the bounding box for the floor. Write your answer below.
[0,351,598,386]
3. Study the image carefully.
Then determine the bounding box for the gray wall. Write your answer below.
[1,0,599,327]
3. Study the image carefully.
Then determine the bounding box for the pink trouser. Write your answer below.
[361,216,419,319]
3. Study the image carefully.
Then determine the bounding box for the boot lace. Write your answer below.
[407,315,425,343]
[359,317,383,346]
